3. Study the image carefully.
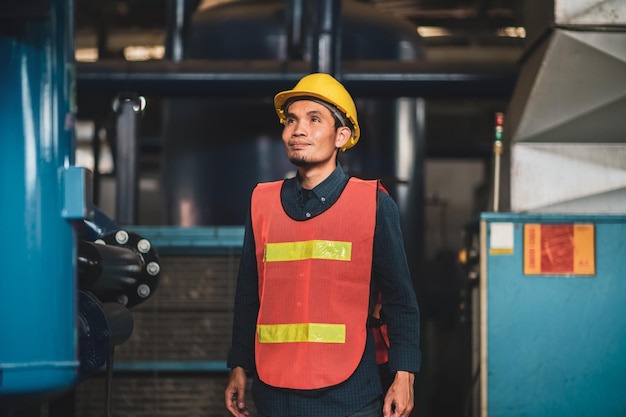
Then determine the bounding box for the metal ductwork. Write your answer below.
[504,0,626,213]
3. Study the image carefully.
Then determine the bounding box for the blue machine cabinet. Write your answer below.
[474,213,626,417]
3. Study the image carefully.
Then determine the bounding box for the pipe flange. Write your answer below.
[99,230,161,308]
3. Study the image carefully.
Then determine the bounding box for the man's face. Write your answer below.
[281,100,350,168]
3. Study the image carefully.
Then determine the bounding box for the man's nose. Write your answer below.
[291,124,305,136]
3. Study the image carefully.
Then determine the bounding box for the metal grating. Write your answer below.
[75,375,256,417]
[114,309,235,361]
[75,253,247,416]
[117,254,239,361]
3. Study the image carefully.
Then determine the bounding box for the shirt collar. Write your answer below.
[292,163,349,205]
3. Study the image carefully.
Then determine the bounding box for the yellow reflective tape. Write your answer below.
[257,323,346,343]
[264,240,352,262]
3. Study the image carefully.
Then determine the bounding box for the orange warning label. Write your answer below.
[523,224,595,275]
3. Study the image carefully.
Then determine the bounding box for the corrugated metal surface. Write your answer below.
[505,27,626,213]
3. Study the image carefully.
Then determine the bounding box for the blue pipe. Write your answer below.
[0,0,86,397]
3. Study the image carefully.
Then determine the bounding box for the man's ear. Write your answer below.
[335,126,352,149]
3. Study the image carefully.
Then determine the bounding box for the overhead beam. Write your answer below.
[76,59,518,98]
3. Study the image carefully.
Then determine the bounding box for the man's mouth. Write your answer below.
[289,141,310,149]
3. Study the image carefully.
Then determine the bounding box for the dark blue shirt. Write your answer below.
[227,163,421,417]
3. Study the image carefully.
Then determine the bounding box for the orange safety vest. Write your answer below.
[251,177,378,389]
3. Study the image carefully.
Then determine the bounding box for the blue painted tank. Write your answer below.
[0,0,79,397]
[161,0,425,227]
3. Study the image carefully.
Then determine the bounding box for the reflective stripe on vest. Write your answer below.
[251,177,378,390]
[264,240,352,262]
[257,323,345,343]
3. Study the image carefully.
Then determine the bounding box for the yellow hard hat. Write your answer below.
[274,73,360,151]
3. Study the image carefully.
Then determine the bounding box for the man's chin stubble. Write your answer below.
[288,156,309,167]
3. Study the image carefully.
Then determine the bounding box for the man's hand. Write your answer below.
[383,371,415,417]
[225,367,250,417]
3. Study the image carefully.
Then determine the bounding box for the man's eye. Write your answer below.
[286,118,295,124]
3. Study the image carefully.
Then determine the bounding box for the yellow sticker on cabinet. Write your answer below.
[523,224,595,275]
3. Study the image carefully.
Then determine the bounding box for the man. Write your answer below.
[224,73,421,417]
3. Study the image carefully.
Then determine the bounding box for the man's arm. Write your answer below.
[373,193,421,414]
[374,193,421,370]
[224,214,259,414]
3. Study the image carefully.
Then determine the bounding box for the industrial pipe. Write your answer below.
[76,60,518,98]
[112,93,145,225]
[78,231,160,309]
[78,241,144,292]
[77,291,134,382]
[312,0,342,76]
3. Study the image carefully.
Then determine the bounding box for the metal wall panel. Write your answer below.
[475,212,626,417]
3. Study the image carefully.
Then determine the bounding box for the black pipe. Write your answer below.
[312,0,341,76]
[102,303,134,346]
[78,240,143,292]
[76,60,518,98]
[286,0,305,60]
[113,93,143,225]
[78,231,160,308]
[165,0,186,62]
[164,0,200,62]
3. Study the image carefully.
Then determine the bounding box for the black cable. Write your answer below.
[105,345,115,417]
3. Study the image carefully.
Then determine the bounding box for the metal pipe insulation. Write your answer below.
[75,60,518,98]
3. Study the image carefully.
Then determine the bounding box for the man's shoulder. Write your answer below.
[376,186,400,214]
[254,179,285,190]
[251,180,285,201]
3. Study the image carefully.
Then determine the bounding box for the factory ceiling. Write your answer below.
[74,0,525,56]
[73,0,526,159]
[369,0,521,35]
[74,0,522,28]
